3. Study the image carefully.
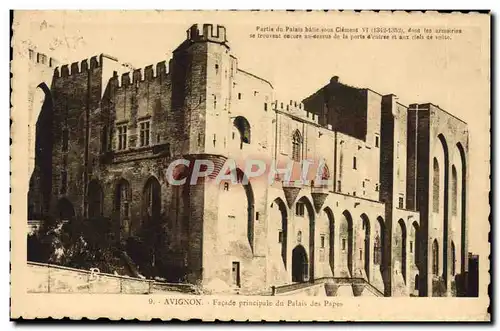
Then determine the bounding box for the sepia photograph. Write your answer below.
[10,10,490,321]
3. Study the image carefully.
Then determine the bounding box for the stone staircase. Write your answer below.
[272,277,384,297]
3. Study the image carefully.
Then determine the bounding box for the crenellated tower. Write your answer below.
[170,23,235,156]
[49,54,126,218]
[167,24,239,284]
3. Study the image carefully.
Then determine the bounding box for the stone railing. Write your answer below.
[26,261,197,294]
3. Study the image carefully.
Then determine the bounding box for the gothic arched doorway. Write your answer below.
[292,245,308,282]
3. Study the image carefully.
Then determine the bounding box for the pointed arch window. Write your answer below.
[321,163,330,180]
[452,165,458,216]
[233,116,251,149]
[432,158,440,213]
[432,239,439,275]
[373,234,381,265]
[142,177,161,224]
[292,130,302,162]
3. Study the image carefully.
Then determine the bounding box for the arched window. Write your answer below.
[432,239,439,275]
[374,217,385,267]
[373,234,381,265]
[233,116,251,149]
[412,222,420,264]
[321,163,330,180]
[452,165,458,216]
[457,143,467,276]
[292,130,302,162]
[433,158,440,213]
[142,176,161,225]
[398,219,407,283]
[361,214,371,279]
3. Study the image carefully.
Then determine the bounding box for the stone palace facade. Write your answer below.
[26,23,470,297]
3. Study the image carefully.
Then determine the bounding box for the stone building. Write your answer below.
[27,23,470,297]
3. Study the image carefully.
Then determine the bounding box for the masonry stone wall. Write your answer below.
[409,102,469,296]
[303,77,368,141]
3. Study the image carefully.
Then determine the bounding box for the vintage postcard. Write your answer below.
[10,10,490,321]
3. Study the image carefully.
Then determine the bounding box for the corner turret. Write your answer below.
[185,23,229,48]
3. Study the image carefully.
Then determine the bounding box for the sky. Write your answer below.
[15,10,490,254]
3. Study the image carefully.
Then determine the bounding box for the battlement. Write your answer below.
[273,99,319,124]
[186,23,228,46]
[53,55,102,78]
[114,61,168,88]
[28,49,58,68]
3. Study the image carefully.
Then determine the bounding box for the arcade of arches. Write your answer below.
[269,195,421,296]
[267,176,465,297]
[54,176,165,234]
[47,163,465,297]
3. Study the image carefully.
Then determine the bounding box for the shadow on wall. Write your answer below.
[466,254,479,297]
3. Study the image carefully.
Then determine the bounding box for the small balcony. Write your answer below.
[311,183,330,212]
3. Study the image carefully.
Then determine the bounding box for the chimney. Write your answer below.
[330,76,339,84]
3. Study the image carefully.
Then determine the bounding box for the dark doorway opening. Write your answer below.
[57,198,75,221]
[292,245,308,282]
[87,180,103,218]
[232,261,241,287]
